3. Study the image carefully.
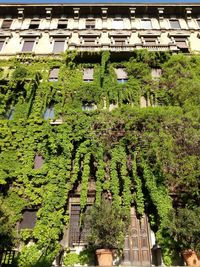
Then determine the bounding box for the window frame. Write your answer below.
[85,19,96,29]
[29,19,40,29]
[1,19,12,29]
[140,19,152,29]
[57,19,68,29]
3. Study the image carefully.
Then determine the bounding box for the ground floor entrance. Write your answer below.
[123,207,151,266]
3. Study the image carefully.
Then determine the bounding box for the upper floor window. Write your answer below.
[0,39,5,51]
[115,68,128,84]
[83,68,94,82]
[169,19,181,29]
[22,39,35,52]
[140,19,152,29]
[29,20,40,29]
[113,37,126,46]
[85,19,95,29]
[53,39,65,53]
[57,20,68,29]
[83,37,96,46]
[174,37,188,52]
[34,153,43,169]
[151,68,162,79]
[49,68,59,81]
[196,20,200,28]
[143,37,157,45]
[19,210,37,230]
[82,102,97,111]
[1,19,12,29]
[112,19,124,30]
[44,104,54,119]
[6,107,15,120]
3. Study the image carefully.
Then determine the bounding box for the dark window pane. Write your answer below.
[29,20,40,29]
[1,20,12,29]
[86,19,95,29]
[22,40,34,52]
[53,41,65,53]
[69,205,91,247]
[58,20,68,29]
[0,40,4,51]
[19,210,37,229]
[34,154,43,169]
[170,20,181,29]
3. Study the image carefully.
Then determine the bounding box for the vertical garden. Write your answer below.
[0,50,199,266]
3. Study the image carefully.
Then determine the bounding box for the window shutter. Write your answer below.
[49,68,59,80]
[83,68,94,80]
[115,68,128,79]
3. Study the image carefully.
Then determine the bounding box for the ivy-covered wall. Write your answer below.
[0,50,199,266]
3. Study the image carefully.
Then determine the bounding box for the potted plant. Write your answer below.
[83,199,130,266]
[166,207,200,266]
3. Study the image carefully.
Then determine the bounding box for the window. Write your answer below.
[49,68,59,81]
[174,37,188,51]
[140,19,152,29]
[169,19,181,29]
[6,107,15,120]
[1,19,12,29]
[151,68,162,78]
[115,68,128,84]
[113,37,126,46]
[0,39,4,51]
[112,19,124,30]
[57,20,68,29]
[69,204,90,246]
[83,38,96,45]
[82,102,97,111]
[29,20,40,29]
[83,68,94,82]
[19,210,37,230]
[44,105,54,119]
[34,153,43,169]
[86,19,95,29]
[143,37,157,45]
[22,39,35,52]
[53,40,65,53]
[197,20,200,28]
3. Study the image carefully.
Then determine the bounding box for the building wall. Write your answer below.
[0,4,200,56]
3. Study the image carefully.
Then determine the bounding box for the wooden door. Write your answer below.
[123,207,151,266]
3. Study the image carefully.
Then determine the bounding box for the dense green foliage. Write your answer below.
[0,50,199,265]
[84,199,130,251]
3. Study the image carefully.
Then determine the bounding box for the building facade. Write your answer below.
[0,3,199,267]
[0,3,200,57]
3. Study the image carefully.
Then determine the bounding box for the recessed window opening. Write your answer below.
[83,68,94,82]
[22,39,35,52]
[53,40,65,53]
[1,19,12,29]
[29,20,40,29]
[115,68,128,83]
[49,68,59,81]
[86,19,95,29]
[44,103,55,119]
[169,19,181,29]
[34,153,43,169]
[6,106,15,120]
[57,20,68,29]
[0,39,5,51]
[140,19,152,29]
[19,210,37,230]
[82,102,96,111]
[112,19,124,29]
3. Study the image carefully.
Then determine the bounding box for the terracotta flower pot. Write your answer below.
[182,250,200,267]
[96,249,113,266]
